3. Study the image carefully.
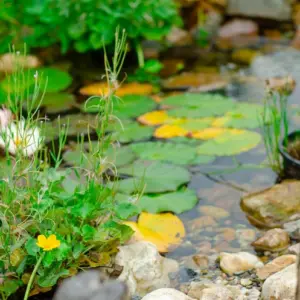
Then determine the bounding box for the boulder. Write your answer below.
[116,242,179,296]
[142,288,195,300]
[241,180,300,228]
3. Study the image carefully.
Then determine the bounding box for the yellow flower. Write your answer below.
[36,234,60,251]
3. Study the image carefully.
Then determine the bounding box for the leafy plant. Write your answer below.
[0,0,182,62]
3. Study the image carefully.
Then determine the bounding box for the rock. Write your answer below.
[232,49,260,65]
[256,255,297,280]
[141,288,195,300]
[54,270,129,300]
[189,216,217,230]
[217,228,236,242]
[240,278,252,287]
[261,264,297,300]
[237,229,256,243]
[241,180,300,227]
[166,27,193,46]
[227,0,292,20]
[251,229,290,252]
[217,19,258,49]
[187,281,244,300]
[198,206,230,220]
[197,241,212,254]
[192,255,209,269]
[284,219,300,240]
[116,242,179,296]
[219,252,263,275]
[289,243,300,255]
[244,287,260,300]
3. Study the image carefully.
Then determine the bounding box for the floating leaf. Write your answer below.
[139,189,198,214]
[124,212,185,253]
[191,128,227,140]
[105,146,136,167]
[191,155,216,165]
[197,129,261,156]
[130,141,197,165]
[138,110,169,126]
[35,93,76,113]
[79,82,153,97]
[154,124,188,139]
[117,160,190,193]
[180,118,213,131]
[212,103,264,129]
[116,123,154,143]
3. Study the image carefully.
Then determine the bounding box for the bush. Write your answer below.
[0,0,182,55]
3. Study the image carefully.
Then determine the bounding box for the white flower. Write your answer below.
[0,120,43,156]
[0,108,12,129]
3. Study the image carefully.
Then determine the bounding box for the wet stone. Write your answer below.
[284,219,300,240]
[198,206,230,220]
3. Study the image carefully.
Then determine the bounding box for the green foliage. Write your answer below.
[0,0,182,54]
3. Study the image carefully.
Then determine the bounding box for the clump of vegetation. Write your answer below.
[0,0,182,66]
[0,31,139,299]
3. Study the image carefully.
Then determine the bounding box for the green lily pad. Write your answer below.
[116,123,154,143]
[105,146,136,167]
[129,142,197,165]
[191,155,216,165]
[214,103,264,129]
[180,118,213,131]
[36,93,76,113]
[114,95,156,119]
[197,130,261,156]
[117,160,190,193]
[138,189,198,214]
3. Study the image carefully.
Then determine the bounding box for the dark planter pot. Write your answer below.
[279,131,300,179]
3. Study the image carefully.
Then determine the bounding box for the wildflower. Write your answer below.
[36,234,60,251]
[0,107,12,129]
[0,120,43,156]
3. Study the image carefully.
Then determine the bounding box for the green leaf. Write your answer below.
[191,155,216,165]
[73,243,85,259]
[139,189,198,214]
[115,203,140,220]
[114,95,156,119]
[38,67,72,92]
[197,130,261,156]
[38,268,69,287]
[42,252,55,268]
[37,93,76,113]
[25,238,40,256]
[82,224,97,241]
[0,279,22,296]
[117,160,190,193]
[101,221,134,243]
[105,145,136,167]
[143,60,163,74]
[130,142,197,165]
[116,123,154,143]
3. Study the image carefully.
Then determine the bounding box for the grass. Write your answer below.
[0,30,140,299]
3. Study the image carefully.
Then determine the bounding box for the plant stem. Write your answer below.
[135,41,144,68]
[23,253,45,300]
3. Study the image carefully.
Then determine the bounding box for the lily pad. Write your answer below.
[116,123,154,143]
[197,129,261,156]
[36,93,76,113]
[191,155,216,165]
[180,118,213,131]
[154,125,188,139]
[117,160,190,193]
[124,212,185,253]
[129,141,197,165]
[139,189,198,214]
[212,103,264,129]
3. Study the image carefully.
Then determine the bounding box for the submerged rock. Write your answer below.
[187,281,244,300]
[284,219,300,240]
[198,206,230,220]
[115,242,179,297]
[219,252,263,275]
[142,288,195,300]
[256,255,297,280]
[227,0,292,20]
[241,180,300,228]
[261,264,297,300]
[251,229,290,252]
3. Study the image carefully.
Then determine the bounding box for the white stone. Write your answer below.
[142,288,195,300]
[219,252,263,275]
[289,243,300,255]
[187,281,245,300]
[116,242,179,297]
[227,0,292,20]
[261,264,297,300]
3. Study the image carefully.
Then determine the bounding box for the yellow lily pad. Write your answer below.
[138,110,169,126]
[79,82,153,97]
[124,212,185,253]
[191,128,227,140]
[154,124,188,139]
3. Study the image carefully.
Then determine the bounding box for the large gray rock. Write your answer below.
[54,271,129,300]
[227,0,292,20]
[241,180,300,228]
[116,242,179,297]
[142,288,195,300]
[261,264,297,300]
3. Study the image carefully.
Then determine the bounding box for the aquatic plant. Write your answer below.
[0,31,140,299]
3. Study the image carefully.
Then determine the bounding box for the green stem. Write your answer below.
[23,253,45,300]
[135,41,144,68]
